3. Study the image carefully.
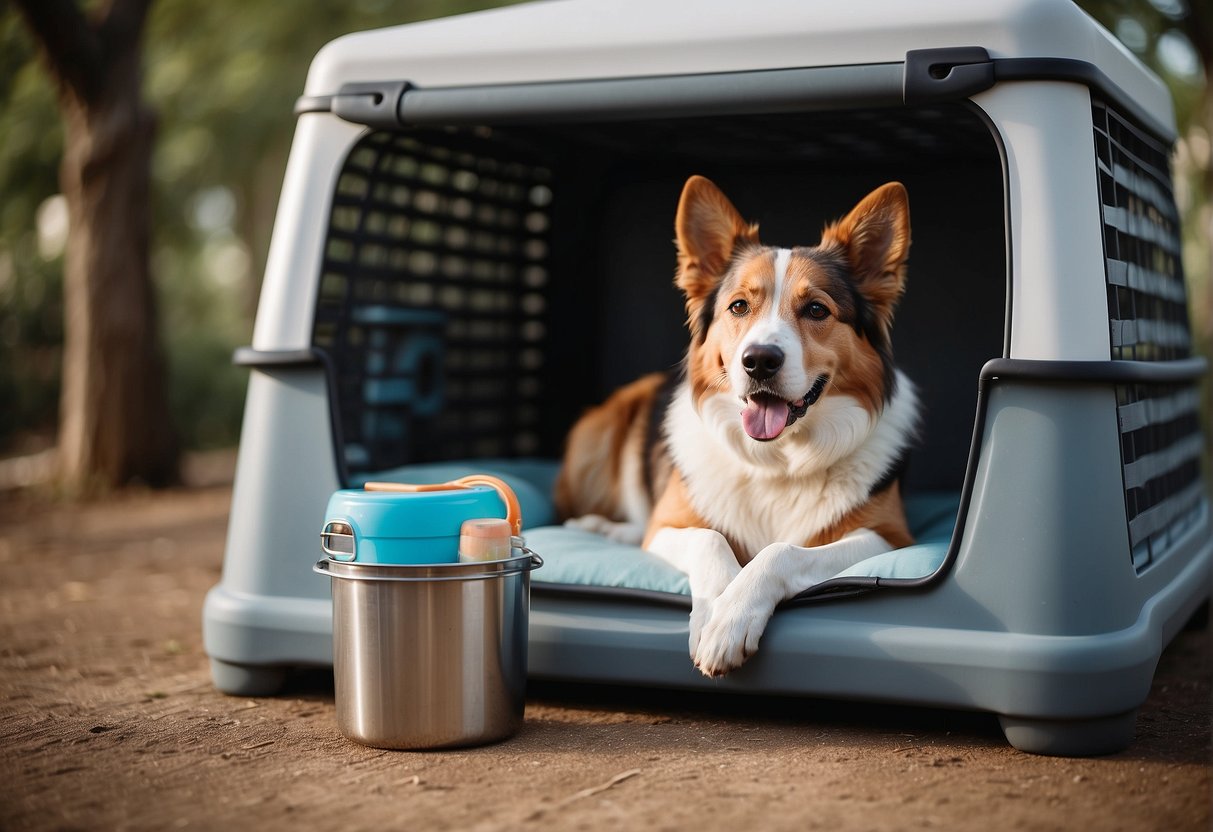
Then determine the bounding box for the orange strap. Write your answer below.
[363,475,522,536]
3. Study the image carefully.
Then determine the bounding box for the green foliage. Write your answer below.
[0,7,63,447]
[1077,0,1206,120]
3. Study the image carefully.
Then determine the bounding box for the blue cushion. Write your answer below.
[525,526,692,594]
[530,492,960,595]
[360,460,958,595]
[831,542,947,580]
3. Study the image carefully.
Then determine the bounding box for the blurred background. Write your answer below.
[0,0,1207,492]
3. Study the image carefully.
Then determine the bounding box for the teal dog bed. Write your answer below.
[359,460,957,598]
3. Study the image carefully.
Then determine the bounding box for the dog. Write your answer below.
[554,175,919,677]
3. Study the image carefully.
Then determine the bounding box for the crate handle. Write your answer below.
[363,475,522,536]
[320,520,357,561]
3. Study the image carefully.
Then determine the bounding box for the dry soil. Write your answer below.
[0,484,1209,831]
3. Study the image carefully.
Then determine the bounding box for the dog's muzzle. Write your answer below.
[741,374,830,441]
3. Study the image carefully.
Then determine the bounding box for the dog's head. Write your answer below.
[674,175,910,444]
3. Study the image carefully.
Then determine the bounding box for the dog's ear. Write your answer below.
[675,176,759,328]
[822,182,910,331]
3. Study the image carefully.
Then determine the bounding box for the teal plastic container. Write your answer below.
[321,483,513,565]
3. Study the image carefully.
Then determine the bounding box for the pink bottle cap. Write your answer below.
[459,518,514,562]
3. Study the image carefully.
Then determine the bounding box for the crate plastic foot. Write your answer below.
[999,710,1137,756]
[209,658,289,697]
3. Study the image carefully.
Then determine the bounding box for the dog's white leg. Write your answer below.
[563,514,647,546]
[647,527,742,658]
[693,529,892,677]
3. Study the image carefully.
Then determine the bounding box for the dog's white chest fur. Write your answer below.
[664,371,919,560]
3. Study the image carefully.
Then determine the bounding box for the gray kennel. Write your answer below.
[203,0,1211,755]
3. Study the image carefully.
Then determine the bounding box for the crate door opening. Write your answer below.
[312,105,1007,577]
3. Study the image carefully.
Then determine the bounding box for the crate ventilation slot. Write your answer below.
[1094,99,1205,572]
[312,129,553,475]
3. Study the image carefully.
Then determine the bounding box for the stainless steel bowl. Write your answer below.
[314,551,542,749]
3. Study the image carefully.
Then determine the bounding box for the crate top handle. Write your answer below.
[296,0,1174,142]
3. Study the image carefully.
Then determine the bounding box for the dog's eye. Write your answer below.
[729,299,750,316]
[806,301,831,320]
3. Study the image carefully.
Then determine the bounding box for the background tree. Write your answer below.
[12,0,178,492]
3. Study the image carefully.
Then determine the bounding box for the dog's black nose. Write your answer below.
[741,344,784,380]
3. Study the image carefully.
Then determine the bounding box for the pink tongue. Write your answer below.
[741,395,789,441]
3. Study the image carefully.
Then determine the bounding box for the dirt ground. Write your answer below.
[0,482,1209,832]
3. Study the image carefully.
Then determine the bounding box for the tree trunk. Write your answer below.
[58,68,178,491]
[16,0,179,493]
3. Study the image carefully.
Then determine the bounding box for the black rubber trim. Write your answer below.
[295,54,1175,143]
[294,65,903,126]
[293,82,412,125]
[332,81,412,130]
[980,356,1208,385]
[533,581,692,610]
[232,347,324,368]
[903,47,996,103]
[397,64,903,125]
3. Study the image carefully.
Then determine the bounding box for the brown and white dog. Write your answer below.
[554,176,919,677]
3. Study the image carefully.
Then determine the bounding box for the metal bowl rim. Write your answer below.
[314,551,542,583]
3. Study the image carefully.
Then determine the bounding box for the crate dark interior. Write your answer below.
[313,103,1008,493]
[1094,98,1206,572]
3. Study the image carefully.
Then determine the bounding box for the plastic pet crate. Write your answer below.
[203,0,1211,755]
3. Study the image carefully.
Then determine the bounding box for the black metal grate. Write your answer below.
[1093,100,1190,361]
[1115,381,1206,571]
[312,128,553,477]
[1093,99,1206,572]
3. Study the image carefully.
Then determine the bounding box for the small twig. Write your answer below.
[241,740,275,750]
[527,769,641,821]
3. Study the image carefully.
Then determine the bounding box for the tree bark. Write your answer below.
[15,0,179,492]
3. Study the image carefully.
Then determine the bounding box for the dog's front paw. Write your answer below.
[692,593,772,677]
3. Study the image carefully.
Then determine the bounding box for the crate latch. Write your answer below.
[903,47,995,105]
[329,81,413,129]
